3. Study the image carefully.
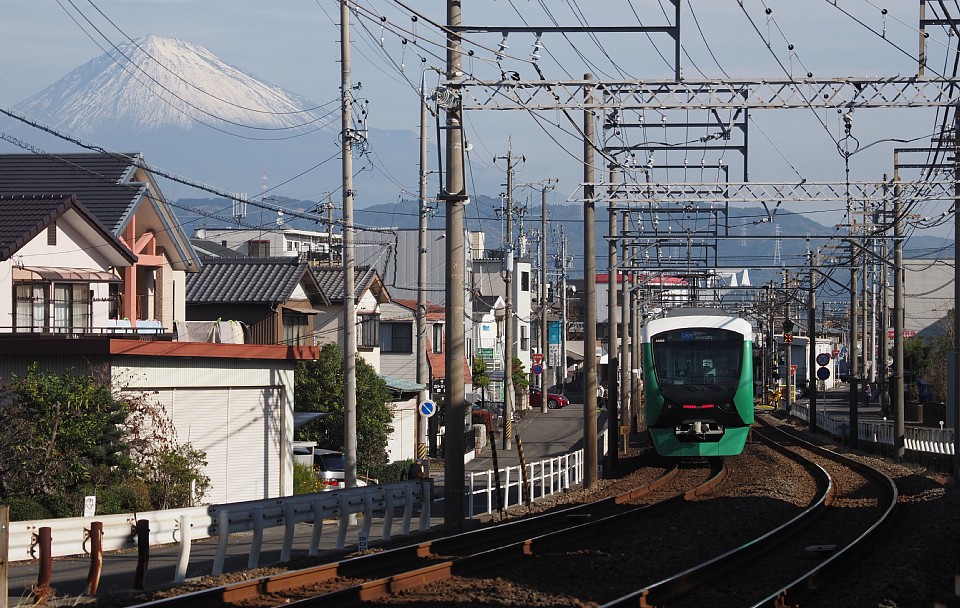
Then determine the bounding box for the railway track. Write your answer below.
[126,458,723,608]
[600,417,898,607]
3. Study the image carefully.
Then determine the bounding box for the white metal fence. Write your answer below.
[465,429,607,518]
[789,402,956,456]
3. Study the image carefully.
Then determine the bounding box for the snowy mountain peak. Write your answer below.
[15,36,333,135]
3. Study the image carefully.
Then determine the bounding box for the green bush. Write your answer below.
[2,497,51,522]
[367,459,416,484]
[293,461,322,494]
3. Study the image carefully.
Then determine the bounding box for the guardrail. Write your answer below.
[6,480,430,583]
[789,402,956,456]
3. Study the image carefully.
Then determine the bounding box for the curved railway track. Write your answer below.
[601,417,898,607]
[127,459,724,608]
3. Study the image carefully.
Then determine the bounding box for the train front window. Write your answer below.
[652,328,743,386]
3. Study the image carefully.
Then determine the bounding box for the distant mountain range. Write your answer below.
[177,194,953,284]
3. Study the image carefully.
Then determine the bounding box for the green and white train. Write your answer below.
[641,309,755,457]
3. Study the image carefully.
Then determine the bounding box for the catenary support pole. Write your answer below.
[583,74,598,488]
[893,180,905,459]
[954,106,960,482]
[443,0,467,527]
[540,182,549,407]
[503,149,515,451]
[606,163,619,471]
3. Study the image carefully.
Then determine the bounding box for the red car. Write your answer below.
[529,386,570,409]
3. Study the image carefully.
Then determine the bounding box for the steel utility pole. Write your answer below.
[583,74,599,488]
[849,242,860,450]
[340,0,358,490]
[443,0,466,527]
[416,71,430,462]
[606,163,620,471]
[619,213,632,442]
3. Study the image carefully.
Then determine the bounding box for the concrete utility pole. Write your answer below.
[340,0,358,489]
[539,180,555,407]
[416,71,430,461]
[606,164,619,471]
[583,73,598,488]
[443,0,466,527]
[497,147,517,451]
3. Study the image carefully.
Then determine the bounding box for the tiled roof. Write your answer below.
[426,338,472,384]
[312,266,385,301]
[0,153,146,233]
[186,257,326,305]
[0,194,135,263]
[392,298,446,321]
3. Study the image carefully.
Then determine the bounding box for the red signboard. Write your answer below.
[887,330,917,339]
[790,364,798,376]
[532,353,544,365]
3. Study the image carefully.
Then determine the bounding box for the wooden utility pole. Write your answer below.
[583,74,598,488]
[340,0,358,490]
[443,0,467,527]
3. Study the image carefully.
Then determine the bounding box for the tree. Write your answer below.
[472,357,491,406]
[0,365,209,516]
[295,343,394,472]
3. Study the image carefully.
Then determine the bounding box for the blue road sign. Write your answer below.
[532,364,543,375]
[419,399,437,418]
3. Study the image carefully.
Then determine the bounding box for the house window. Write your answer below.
[359,314,380,348]
[433,323,443,353]
[521,271,530,292]
[53,284,91,333]
[15,283,47,332]
[47,222,57,246]
[247,240,270,257]
[380,322,413,353]
[520,324,529,351]
[282,310,309,345]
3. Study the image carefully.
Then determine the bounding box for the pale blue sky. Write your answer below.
[1,0,956,237]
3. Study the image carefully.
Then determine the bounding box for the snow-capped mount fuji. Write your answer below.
[15,35,334,135]
[4,35,422,204]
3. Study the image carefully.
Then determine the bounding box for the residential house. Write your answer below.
[185,257,328,345]
[312,266,390,370]
[0,152,313,505]
[0,152,200,329]
[0,194,137,333]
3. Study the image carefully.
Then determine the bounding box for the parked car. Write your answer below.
[292,448,367,490]
[529,386,570,409]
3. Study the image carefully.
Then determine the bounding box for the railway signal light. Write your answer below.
[782,318,795,333]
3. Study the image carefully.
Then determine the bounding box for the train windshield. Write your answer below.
[651,327,743,387]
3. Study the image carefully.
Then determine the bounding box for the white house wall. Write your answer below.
[385,398,416,463]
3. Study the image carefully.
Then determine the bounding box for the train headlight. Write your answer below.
[662,400,677,413]
[719,401,736,413]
